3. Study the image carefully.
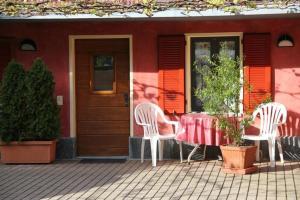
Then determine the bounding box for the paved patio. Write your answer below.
[0,160,299,200]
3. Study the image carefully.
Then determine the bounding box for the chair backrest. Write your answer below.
[253,102,287,136]
[134,102,166,138]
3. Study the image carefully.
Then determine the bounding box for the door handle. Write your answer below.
[123,93,129,107]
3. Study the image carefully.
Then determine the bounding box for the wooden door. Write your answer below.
[75,39,130,156]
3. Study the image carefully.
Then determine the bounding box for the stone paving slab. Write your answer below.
[0,160,299,200]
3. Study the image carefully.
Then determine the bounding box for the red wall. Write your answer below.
[0,18,299,137]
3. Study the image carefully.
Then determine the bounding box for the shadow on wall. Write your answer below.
[133,79,159,102]
[274,68,300,136]
[278,110,300,137]
[133,79,183,106]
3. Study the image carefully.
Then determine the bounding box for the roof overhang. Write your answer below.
[1,5,300,22]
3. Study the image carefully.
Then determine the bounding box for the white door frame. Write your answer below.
[68,35,134,138]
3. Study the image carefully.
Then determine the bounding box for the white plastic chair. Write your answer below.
[242,102,287,167]
[134,102,183,167]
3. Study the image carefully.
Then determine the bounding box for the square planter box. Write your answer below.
[220,145,257,174]
[0,140,56,164]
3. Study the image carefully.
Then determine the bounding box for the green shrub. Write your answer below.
[25,58,60,140]
[194,44,251,146]
[0,58,60,142]
[0,60,27,142]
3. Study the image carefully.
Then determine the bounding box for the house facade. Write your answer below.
[0,6,300,159]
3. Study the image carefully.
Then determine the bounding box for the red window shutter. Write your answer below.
[158,35,185,114]
[243,33,271,112]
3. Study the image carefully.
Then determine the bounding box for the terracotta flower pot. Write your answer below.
[220,145,257,175]
[0,140,56,164]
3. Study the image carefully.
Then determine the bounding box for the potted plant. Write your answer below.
[0,58,60,164]
[194,45,256,174]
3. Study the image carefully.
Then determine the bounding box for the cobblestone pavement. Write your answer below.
[0,160,299,200]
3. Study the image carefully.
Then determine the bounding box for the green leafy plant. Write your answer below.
[194,45,251,146]
[0,60,27,142]
[0,58,60,142]
[25,58,60,141]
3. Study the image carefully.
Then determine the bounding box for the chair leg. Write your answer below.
[268,138,276,167]
[203,145,207,160]
[255,140,260,162]
[276,137,284,164]
[141,139,145,163]
[179,141,183,163]
[150,137,158,167]
[158,140,164,161]
[188,145,199,164]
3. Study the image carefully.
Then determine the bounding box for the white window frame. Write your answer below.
[185,32,244,113]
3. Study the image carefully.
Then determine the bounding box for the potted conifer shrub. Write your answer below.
[0,58,60,164]
[195,45,256,174]
[0,61,27,143]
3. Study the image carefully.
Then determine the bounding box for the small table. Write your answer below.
[176,113,229,163]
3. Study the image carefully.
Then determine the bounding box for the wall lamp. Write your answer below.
[20,39,37,51]
[277,34,294,47]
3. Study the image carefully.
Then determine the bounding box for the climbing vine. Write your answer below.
[0,0,299,17]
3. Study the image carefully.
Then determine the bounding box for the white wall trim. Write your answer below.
[185,32,243,113]
[68,34,134,138]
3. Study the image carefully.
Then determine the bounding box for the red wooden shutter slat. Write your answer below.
[158,35,185,114]
[243,33,271,112]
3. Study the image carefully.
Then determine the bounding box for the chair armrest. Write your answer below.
[271,122,286,137]
[165,120,178,126]
[272,122,286,129]
[165,120,179,134]
[272,122,286,131]
[275,122,286,126]
[136,123,151,127]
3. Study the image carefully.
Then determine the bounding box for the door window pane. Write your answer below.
[92,55,115,93]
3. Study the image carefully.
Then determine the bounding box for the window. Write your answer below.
[191,36,240,111]
[91,55,115,94]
